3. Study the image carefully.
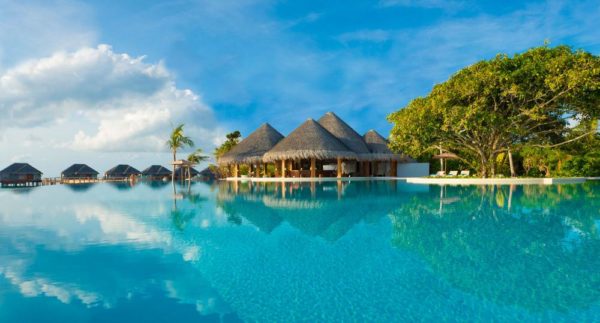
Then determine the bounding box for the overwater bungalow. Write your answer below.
[0,163,43,187]
[218,123,284,177]
[61,164,99,179]
[141,165,172,180]
[104,164,141,180]
[363,130,409,177]
[263,118,357,178]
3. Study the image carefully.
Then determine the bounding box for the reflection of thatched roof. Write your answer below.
[61,164,99,177]
[318,112,372,160]
[141,165,172,176]
[363,130,408,161]
[219,123,284,165]
[263,119,357,162]
[262,195,325,209]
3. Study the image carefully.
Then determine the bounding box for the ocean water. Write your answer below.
[0,180,598,322]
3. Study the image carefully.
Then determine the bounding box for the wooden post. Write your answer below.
[310,158,316,178]
[281,160,286,178]
[391,161,397,177]
[373,162,378,177]
[233,164,239,178]
[263,163,268,177]
[337,158,342,178]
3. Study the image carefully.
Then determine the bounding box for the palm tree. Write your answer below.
[185,148,210,182]
[166,124,194,184]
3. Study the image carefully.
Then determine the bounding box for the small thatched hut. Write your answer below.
[263,119,357,178]
[61,164,99,179]
[363,130,409,176]
[318,112,372,176]
[104,164,141,179]
[142,165,172,180]
[0,163,43,187]
[218,123,284,177]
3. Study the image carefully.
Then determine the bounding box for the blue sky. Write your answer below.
[1,0,599,175]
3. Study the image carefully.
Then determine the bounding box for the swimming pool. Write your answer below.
[0,180,598,322]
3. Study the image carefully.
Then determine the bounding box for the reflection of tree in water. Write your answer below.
[390,183,600,312]
[170,188,208,231]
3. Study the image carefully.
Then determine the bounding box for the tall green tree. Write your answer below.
[166,124,194,183]
[388,45,600,177]
[214,130,242,158]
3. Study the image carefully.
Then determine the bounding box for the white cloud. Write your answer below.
[0,45,221,152]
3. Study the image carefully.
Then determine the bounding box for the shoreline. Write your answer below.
[224,176,596,185]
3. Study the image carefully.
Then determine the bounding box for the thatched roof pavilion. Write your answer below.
[318,112,372,160]
[142,165,172,177]
[263,119,357,162]
[363,130,408,161]
[219,123,284,166]
[61,164,99,179]
[104,164,141,179]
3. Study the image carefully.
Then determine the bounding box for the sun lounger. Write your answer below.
[448,171,458,177]
[460,170,470,177]
[430,171,446,177]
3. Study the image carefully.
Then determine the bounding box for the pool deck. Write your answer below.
[225,176,597,185]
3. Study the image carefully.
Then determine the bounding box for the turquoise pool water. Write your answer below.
[0,180,598,322]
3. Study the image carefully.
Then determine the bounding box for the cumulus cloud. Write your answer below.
[0,45,221,152]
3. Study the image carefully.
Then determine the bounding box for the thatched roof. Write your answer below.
[363,130,408,161]
[432,152,459,159]
[142,165,172,176]
[219,123,284,165]
[61,164,99,177]
[318,112,372,160]
[263,119,357,162]
[0,163,42,176]
[104,164,141,177]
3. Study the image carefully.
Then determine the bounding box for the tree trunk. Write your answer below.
[508,149,516,177]
[439,146,444,171]
[172,151,176,184]
[479,154,488,178]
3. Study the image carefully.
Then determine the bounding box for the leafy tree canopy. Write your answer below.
[388,45,600,177]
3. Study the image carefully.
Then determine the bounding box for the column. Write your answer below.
[337,158,342,178]
[310,158,316,178]
[391,160,397,177]
[281,160,286,178]
[233,164,239,178]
